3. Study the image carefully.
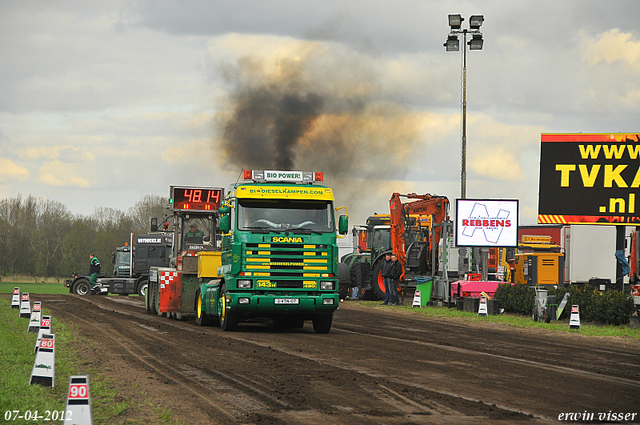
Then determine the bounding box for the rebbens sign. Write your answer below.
[461,218,512,227]
[456,199,519,247]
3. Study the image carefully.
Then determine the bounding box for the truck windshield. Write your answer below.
[182,217,216,250]
[115,250,131,265]
[237,199,335,233]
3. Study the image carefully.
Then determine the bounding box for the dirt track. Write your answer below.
[22,294,640,424]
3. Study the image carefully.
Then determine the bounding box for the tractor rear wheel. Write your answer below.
[372,262,386,300]
[72,279,91,296]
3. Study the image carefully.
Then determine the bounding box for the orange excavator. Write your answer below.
[339,192,450,301]
[389,193,451,282]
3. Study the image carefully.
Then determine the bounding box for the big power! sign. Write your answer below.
[539,133,640,225]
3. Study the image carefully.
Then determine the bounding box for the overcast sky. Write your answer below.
[1,0,639,226]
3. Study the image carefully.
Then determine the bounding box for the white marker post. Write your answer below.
[478,296,488,317]
[11,287,20,309]
[569,305,581,330]
[412,290,421,308]
[64,375,93,425]
[35,316,52,353]
[30,333,55,387]
[28,302,42,332]
[19,292,31,318]
[556,292,570,320]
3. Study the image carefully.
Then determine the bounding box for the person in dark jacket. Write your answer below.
[89,253,101,291]
[380,253,393,305]
[389,253,403,305]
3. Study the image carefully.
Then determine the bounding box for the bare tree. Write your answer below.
[128,194,171,233]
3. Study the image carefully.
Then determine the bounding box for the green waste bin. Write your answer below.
[415,278,433,307]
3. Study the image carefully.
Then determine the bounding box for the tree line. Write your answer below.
[0,194,169,277]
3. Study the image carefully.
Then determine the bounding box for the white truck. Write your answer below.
[562,225,619,286]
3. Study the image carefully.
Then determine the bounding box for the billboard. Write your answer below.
[456,199,519,247]
[539,133,640,225]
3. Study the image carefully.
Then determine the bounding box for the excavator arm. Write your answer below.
[389,193,450,280]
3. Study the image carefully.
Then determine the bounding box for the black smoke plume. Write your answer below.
[214,45,427,222]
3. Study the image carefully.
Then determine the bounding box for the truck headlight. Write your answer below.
[237,279,253,289]
[238,298,250,304]
[320,281,335,290]
[323,298,335,305]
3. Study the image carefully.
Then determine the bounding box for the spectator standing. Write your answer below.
[389,254,403,305]
[380,253,393,305]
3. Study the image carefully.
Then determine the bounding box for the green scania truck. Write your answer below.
[195,170,348,333]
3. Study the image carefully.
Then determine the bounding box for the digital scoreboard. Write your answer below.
[170,186,224,212]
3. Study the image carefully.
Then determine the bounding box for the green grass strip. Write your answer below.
[0,297,78,419]
[0,297,131,423]
[0,297,182,424]
[0,283,69,295]
[352,301,640,338]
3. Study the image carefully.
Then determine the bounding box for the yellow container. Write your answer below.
[197,251,222,279]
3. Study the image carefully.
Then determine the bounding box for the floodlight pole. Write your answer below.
[445,15,483,279]
[461,29,468,200]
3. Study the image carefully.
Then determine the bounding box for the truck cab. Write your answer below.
[198,170,348,333]
[66,234,173,296]
[112,245,132,277]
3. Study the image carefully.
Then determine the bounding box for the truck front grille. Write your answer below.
[243,243,329,281]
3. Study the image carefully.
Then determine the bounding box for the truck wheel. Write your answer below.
[195,291,213,326]
[312,313,333,334]
[148,282,157,315]
[137,280,148,297]
[338,263,351,299]
[372,263,386,300]
[153,284,163,317]
[219,285,238,331]
[72,279,91,296]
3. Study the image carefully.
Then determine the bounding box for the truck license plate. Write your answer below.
[274,298,299,305]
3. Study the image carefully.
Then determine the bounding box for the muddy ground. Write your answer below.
[17,294,640,424]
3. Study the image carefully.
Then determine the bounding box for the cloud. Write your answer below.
[467,114,543,182]
[39,160,90,188]
[160,138,211,165]
[576,29,640,110]
[470,147,525,181]
[581,29,640,67]
[16,145,94,163]
[0,157,29,182]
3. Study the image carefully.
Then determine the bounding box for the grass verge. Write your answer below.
[0,276,65,284]
[0,297,87,423]
[0,282,69,295]
[349,300,640,338]
[0,298,180,424]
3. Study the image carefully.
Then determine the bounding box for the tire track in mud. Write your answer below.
[36,294,639,423]
[52,295,541,422]
[92,295,638,386]
[334,307,640,382]
[61,310,261,423]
